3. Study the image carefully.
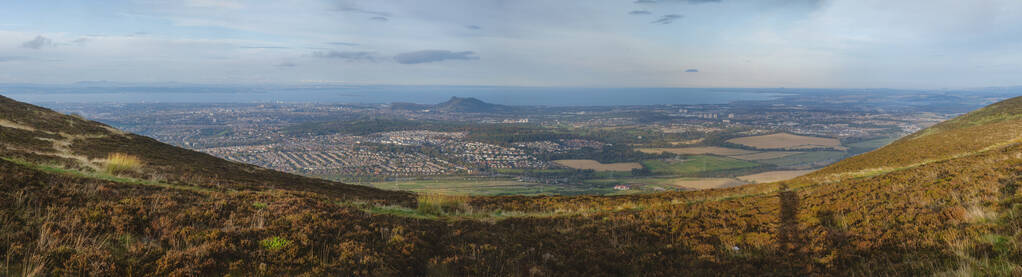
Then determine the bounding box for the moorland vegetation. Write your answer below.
[1,95,1022,275]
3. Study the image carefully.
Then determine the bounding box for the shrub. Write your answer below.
[417,193,470,216]
[104,153,142,175]
[252,202,268,209]
[260,236,292,251]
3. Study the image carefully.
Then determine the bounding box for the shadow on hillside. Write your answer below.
[777,184,808,274]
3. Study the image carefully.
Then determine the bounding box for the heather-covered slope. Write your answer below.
[1,95,1021,276]
[0,95,413,205]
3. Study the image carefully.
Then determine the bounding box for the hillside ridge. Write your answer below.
[807,95,1022,179]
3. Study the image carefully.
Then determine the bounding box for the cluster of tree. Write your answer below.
[699,127,758,149]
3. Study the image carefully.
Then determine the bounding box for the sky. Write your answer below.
[1,0,1022,89]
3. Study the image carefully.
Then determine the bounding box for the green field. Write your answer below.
[845,137,897,155]
[592,170,635,178]
[758,151,847,168]
[640,155,761,176]
[364,177,616,196]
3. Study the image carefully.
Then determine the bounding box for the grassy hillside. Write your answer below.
[1,95,1021,275]
[811,96,1022,178]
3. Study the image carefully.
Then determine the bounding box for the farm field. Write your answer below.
[727,151,803,160]
[662,178,745,190]
[553,159,643,171]
[727,132,846,150]
[640,155,762,175]
[758,151,847,169]
[737,169,814,183]
[637,146,801,161]
[845,136,897,155]
[636,146,756,156]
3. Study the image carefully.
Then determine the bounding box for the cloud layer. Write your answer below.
[651,14,683,24]
[20,36,53,49]
[393,50,479,64]
[313,51,378,62]
[1,0,1022,88]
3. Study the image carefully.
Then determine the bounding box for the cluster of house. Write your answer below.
[201,143,464,177]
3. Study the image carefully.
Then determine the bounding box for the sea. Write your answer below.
[1,85,789,106]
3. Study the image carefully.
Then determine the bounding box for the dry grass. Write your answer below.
[417,193,471,216]
[727,133,845,150]
[0,119,39,132]
[737,170,815,183]
[103,153,141,175]
[665,178,745,190]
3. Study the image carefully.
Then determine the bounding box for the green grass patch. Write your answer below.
[260,236,292,251]
[593,170,634,178]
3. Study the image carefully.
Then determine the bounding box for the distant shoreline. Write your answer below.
[3,86,790,105]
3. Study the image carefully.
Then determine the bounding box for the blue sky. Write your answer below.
[1,0,1021,88]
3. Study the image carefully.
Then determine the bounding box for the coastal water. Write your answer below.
[3,85,786,106]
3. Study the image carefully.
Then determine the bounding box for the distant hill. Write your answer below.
[435,96,511,113]
[391,96,513,113]
[809,95,1022,177]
